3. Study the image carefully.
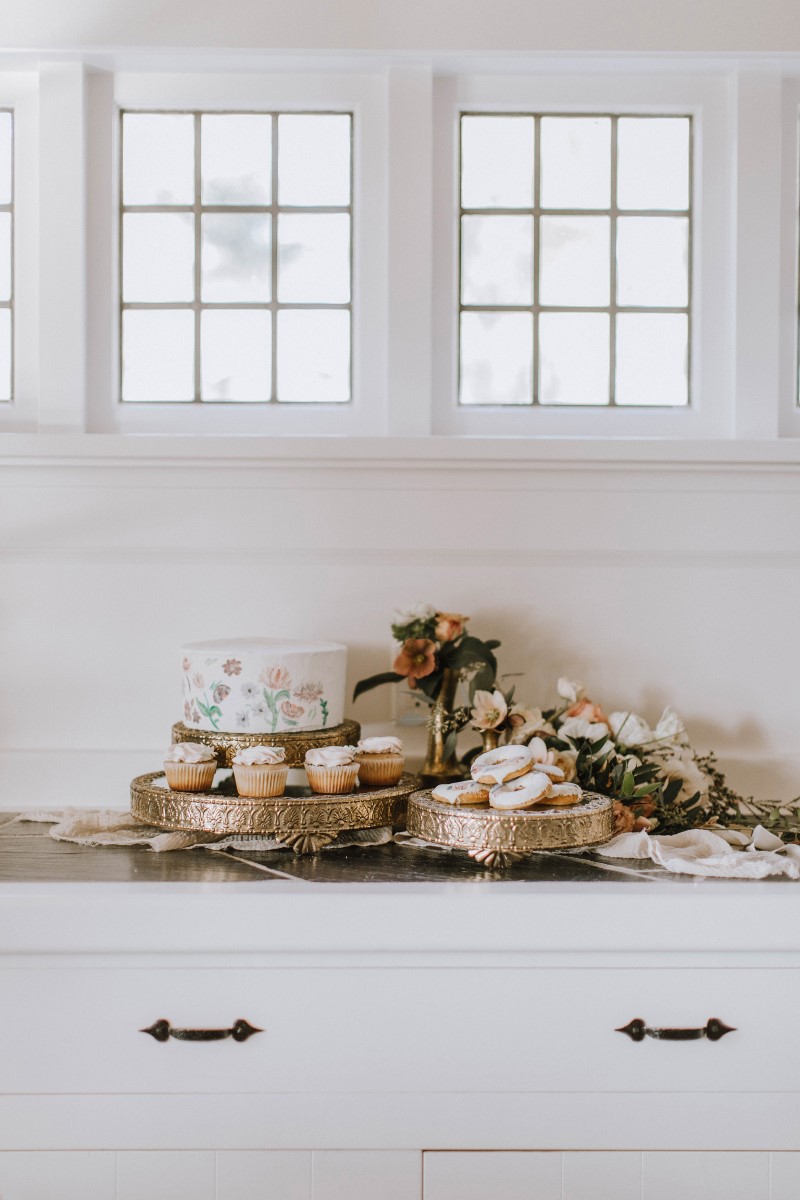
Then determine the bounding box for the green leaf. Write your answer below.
[621,772,635,798]
[352,672,405,702]
[446,636,498,674]
[468,662,497,701]
[483,639,502,651]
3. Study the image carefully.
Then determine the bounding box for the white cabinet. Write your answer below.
[423,1152,798,1200]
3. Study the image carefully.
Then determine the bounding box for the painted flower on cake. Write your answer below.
[235,710,249,730]
[183,700,192,721]
[212,683,230,704]
[182,657,191,672]
[393,638,437,687]
[192,672,205,689]
[294,681,324,703]
[261,665,291,690]
[190,706,201,724]
[471,689,508,731]
[281,700,305,720]
[222,658,242,676]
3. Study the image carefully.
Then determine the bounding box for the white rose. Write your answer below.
[392,602,436,626]
[558,716,611,743]
[659,754,709,800]
[654,705,688,746]
[608,711,653,747]
[557,677,585,705]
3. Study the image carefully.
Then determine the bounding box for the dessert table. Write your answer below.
[2,813,800,1200]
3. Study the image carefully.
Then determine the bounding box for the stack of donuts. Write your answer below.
[431,742,583,811]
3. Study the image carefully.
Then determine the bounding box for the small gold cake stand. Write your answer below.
[131,771,421,855]
[170,718,361,768]
[406,789,615,868]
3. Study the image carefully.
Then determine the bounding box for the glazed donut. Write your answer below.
[528,761,565,781]
[488,771,553,810]
[431,780,490,806]
[546,782,583,806]
[471,745,533,787]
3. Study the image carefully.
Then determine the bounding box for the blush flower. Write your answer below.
[393,638,437,687]
[222,659,242,677]
[471,689,508,731]
[434,611,468,642]
[567,699,609,724]
[212,684,230,704]
[294,681,324,703]
[281,700,305,719]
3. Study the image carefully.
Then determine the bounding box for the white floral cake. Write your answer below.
[181,639,347,734]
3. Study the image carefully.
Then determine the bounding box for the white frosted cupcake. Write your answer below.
[163,742,217,792]
[305,746,360,795]
[232,745,289,799]
[355,736,404,786]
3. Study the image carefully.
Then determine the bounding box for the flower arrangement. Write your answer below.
[354,602,798,836]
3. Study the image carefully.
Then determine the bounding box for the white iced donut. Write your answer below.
[488,772,553,810]
[528,761,565,781]
[471,745,533,786]
[546,782,583,806]
[431,780,490,806]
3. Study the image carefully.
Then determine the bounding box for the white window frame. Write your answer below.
[0,71,38,431]
[432,69,734,438]
[86,70,389,435]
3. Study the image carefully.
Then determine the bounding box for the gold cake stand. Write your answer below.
[131,771,421,855]
[406,789,615,868]
[171,718,361,768]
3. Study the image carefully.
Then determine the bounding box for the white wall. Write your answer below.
[2,439,799,808]
[2,0,800,53]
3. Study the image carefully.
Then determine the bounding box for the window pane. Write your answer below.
[122,310,194,402]
[540,117,611,209]
[0,112,11,207]
[617,117,690,211]
[201,214,271,302]
[201,114,271,206]
[277,213,350,303]
[0,308,10,401]
[539,312,609,405]
[460,311,532,405]
[461,215,534,306]
[201,310,270,402]
[278,115,351,207]
[123,213,194,302]
[617,216,689,307]
[539,216,610,307]
[122,114,194,206]
[461,116,535,209]
[616,313,688,405]
[0,212,10,302]
[277,309,350,402]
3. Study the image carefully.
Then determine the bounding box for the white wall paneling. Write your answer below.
[1,442,799,809]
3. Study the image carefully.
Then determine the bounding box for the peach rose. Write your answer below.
[613,799,656,834]
[567,699,609,723]
[434,611,468,642]
[393,638,438,687]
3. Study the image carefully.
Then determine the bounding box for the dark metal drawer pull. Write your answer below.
[141,1018,262,1043]
[616,1017,735,1043]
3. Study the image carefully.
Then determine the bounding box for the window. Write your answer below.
[120,110,353,405]
[458,113,692,409]
[0,110,12,403]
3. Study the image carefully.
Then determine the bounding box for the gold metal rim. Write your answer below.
[170,719,362,768]
[406,789,615,852]
[131,770,421,836]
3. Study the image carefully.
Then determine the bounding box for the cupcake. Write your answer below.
[355,736,404,786]
[232,745,289,799]
[304,746,360,794]
[163,742,217,792]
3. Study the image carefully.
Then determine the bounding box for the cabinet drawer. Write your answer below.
[1,967,796,1096]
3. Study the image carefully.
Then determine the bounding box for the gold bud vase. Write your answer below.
[421,668,463,784]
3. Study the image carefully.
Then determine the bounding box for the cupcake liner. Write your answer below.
[305,762,361,795]
[233,762,290,799]
[356,754,404,786]
[164,760,217,793]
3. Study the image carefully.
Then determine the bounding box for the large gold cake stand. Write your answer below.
[131,771,420,855]
[171,718,361,768]
[406,789,614,868]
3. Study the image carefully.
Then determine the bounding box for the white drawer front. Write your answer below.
[0,967,796,1095]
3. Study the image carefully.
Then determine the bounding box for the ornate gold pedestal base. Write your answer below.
[131,771,421,853]
[406,789,614,865]
[170,718,361,768]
